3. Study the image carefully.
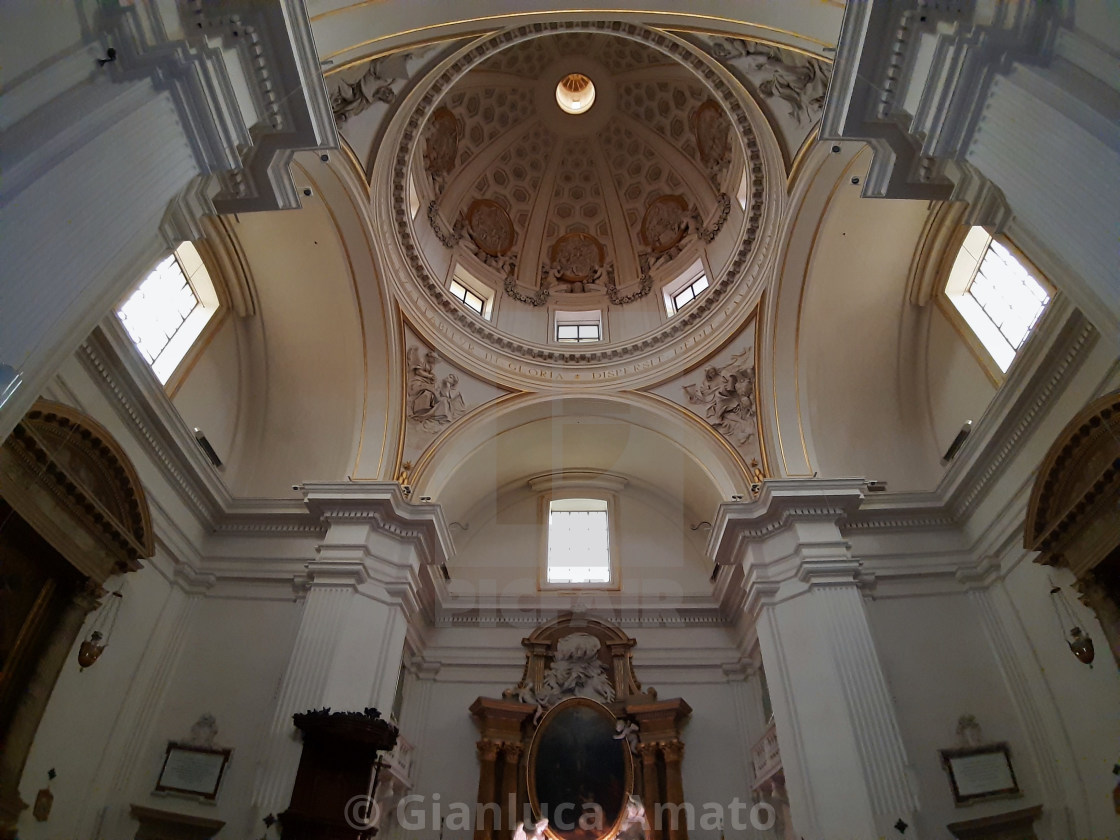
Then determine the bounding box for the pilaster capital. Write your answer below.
[502,743,523,762]
[636,743,660,762]
[708,478,865,567]
[304,482,453,568]
[796,557,863,587]
[304,559,369,589]
[477,739,500,762]
[955,556,1003,590]
[659,740,685,762]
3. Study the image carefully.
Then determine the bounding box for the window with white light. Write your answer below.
[449,266,494,319]
[116,242,220,384]
[546,498,611,584]
[450,278,485,315]
[554,309,602,343]
[557,323,600,343]
[672,275,709,312]
[662,258,710,317]
[944,227,1052,373]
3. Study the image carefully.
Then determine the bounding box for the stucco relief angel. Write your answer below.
[617,795,650,840]
[707,39,828,125]
[683,351,758,447]
[328,52,411,123]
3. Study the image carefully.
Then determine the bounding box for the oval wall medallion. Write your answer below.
[528,697,633,840]
[550,232,605,281]
[423,107,462,176]
[693,100,731,168]
[640,194,690,253]
[467,199,516,256]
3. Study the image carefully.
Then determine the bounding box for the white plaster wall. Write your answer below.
[16,558,176,840]
[800,176,944,492]
[119,594,304,839]
[171,315,242,476]
[866,592,1043,836]
[923,303,997,456]
[0,1,93,86]
[215,197,365,497]
[997,557,1120,838]
[449,489,712,598]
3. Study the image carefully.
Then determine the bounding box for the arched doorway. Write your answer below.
[1025,390,1120,667]
[0,400,153,834]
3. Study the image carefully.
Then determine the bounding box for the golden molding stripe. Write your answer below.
[317,9,835,62]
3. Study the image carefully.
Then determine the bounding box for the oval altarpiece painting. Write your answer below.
[528,698,633,840]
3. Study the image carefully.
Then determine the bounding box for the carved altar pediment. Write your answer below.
[1025,390,1120,577]
[503,614,656,710]
[0,399,153,583]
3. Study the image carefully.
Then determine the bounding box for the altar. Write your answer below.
[470,616,691,840]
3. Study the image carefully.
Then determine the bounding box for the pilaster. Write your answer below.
[712,479,919,839]
[254,483,451,820]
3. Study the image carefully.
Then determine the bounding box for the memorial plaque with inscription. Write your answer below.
[155,744,232,800]
[940,743,1021,805]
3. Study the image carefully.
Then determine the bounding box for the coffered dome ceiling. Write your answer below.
[375,23,784,389]
[425,33,734,285]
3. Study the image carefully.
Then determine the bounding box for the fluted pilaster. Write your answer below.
[254,578,356,815]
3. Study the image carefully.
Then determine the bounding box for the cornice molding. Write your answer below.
[67,282,1103,622]
[432,603,727,628]
[707,477,865,566]
[303,481,454,569]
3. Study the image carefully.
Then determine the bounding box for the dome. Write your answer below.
[375,23,783,390]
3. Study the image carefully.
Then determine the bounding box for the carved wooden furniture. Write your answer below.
[471,615,691,840]
[1025,390,1120,666]
[280,708,398,840]
[129,805,225,840]
[946,804,1043,840]
[0,400,153,838]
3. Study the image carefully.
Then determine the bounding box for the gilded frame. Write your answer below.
[527,697,634,840]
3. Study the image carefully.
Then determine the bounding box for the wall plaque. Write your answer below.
[155,744,232,800]
[940,743,1020,805]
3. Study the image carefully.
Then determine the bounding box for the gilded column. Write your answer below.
[501,743,522,840]
[661,740,687,840]
[637,743,661,840]
[475,739,500,840]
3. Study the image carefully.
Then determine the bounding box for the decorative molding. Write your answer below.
[0,399,155,583]
[947,308,1096,521]
[388,22,769,367]
[1024,388,1120,575]
[98,0,339,239]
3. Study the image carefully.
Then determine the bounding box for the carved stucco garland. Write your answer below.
[393,21,766,364]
